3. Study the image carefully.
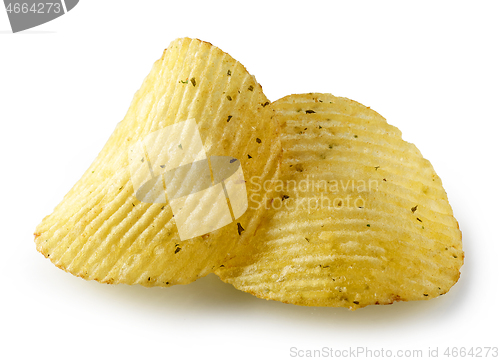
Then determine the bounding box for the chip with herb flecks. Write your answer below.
[215,93,463,310]
[34,38,281,287]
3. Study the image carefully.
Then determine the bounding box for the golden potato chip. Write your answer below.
[216,93,463,309]
[34,38,281,286]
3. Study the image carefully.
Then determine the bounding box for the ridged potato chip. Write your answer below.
[34,38,281,286]
[216,93,463,310]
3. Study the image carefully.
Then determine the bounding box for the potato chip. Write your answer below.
[216,93,463,309]
[34,38,281,286]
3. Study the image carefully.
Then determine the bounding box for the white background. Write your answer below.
[1,1,499,360]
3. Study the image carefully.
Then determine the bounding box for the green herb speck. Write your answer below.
[237,222,245,235]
